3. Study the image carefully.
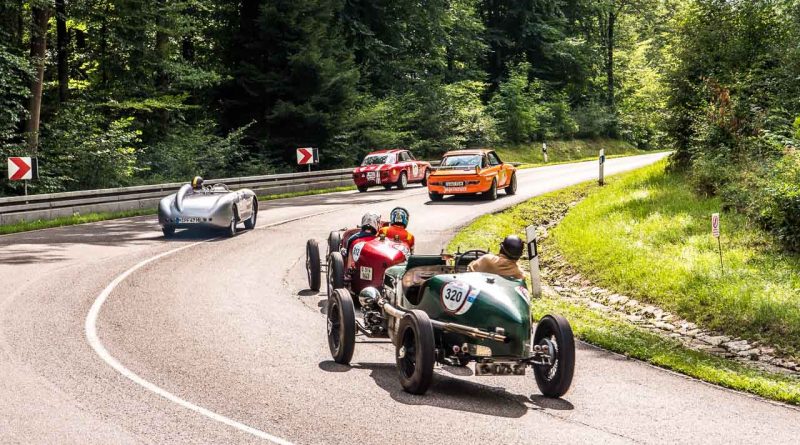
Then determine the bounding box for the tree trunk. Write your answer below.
[606,10,615,109]
[56,0,69,102]
[26,5,52,155]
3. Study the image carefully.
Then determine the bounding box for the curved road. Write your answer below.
[1,153,798,444]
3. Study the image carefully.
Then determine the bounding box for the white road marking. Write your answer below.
[84,210,350,444]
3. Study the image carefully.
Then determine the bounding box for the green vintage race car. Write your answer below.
[326,246,575,397]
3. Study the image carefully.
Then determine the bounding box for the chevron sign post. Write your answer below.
[7,157,38,195]
[296,147,319,172]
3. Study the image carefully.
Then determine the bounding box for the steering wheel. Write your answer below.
[454,249,488,271]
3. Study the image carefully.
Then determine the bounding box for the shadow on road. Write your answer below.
[318,360,563,418]
[424,193,512,206]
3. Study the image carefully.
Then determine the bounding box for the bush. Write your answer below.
[489,62,547,143]
[758,152,800,251]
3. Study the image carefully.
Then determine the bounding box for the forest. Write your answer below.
[0,0,798,249]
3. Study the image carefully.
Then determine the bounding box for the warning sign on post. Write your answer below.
[711,213,720,238]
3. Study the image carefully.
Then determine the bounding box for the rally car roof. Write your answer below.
[366,149,407,155]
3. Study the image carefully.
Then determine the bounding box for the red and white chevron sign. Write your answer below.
[296,147,318,165]
[7,157,35,181]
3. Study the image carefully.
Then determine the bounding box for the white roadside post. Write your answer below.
[712,213,723,273]
[598,148,605,186]
[525,225,542,299]
[542,142,548,163]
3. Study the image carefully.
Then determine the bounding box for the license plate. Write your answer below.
[444,187,467,193]
[367,172,376,180]
[360,266,373,281]
[474,362,526,376]
[445,181,465,187]
[176,217,201,224]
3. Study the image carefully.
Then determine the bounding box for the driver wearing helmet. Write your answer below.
[467,235,525,280]
[379,207,415,252]
[346,212,381,254]
[191,176,205,191]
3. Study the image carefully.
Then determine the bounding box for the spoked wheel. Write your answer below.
[244,198,258,229]
[162,225,175,237]
[306,239,321,291]
[327,251,345,298]
[484,179,498,201]
[327,231,342,259]
[226,217,237,237]
[327,288,356,365]
[396,310,435,395]
[397,172,408,190]
[505,173,517,195]
[532,314,575,398]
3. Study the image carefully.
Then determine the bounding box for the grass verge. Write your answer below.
[496,138,647,166]
[0,185,357,236]
[447,169,800,405]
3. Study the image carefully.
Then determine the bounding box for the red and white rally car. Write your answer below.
[352,149,431,192]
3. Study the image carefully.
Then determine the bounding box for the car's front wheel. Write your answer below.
[484,179,498,201]
[226,207,238,237]
[327,251,345,299]
[244,198,258,229]
[505,173,517,195]
[396,310,435,395]
[327,288,356,365]
[532,314,575,398]
[396,172,408,190]
[421,169,430,186]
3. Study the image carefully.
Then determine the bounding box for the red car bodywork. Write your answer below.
[352,149,431,191]
[337,227,410,293]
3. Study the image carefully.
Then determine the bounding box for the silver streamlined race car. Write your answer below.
[158,176,258,237]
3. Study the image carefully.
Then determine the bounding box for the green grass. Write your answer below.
[0,185,357,236]
[552,161,800,357]
[496,137,648,167]
[447,170,800,405]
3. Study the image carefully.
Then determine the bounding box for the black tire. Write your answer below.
[505,173,517,195]
[428,192,443,202]
[397,172,408,190]
[396,310,435,395]
[484,179,498,201]
[327,231,342,259]
[226,208,237,237]
[532,314,575,398]
[327,288,356,365]
[357,185,369,193]
[244,198,258,229]
[162,226,175,237]
[327,251,345,298]
[383,184,393,190]
[306,239,322,291]
[421,169,430,187]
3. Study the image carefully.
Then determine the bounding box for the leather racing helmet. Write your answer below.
[500,235,524,260]
[389,207,409,227]
[191,176,204,190]
[360,212,381,233]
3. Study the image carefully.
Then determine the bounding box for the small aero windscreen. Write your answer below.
[362,154,396,165]
[441,155,482,167]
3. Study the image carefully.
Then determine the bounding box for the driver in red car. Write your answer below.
[467,235,525,280]
[379,207,415,253]
[345,212,381,255]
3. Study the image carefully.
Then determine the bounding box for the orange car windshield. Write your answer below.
[362,154,396,165]
[441,154,482,168]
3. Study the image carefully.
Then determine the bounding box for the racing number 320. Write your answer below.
[441,281,472,313]
[444,288,464,303]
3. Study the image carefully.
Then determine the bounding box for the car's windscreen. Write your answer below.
[362,154,395,165]
[441,155,482,168]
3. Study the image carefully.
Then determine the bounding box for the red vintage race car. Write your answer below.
[306,224,412,300]
[352,149,431,192]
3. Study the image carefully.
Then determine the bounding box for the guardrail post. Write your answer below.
[525,225,542,299]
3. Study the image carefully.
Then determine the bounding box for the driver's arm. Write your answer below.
[467,256,487,273]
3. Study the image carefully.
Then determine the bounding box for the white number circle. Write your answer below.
[352,242,364,262]
[441,281,471,313]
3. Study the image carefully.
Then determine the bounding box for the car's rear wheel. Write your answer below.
[397,172,408,190]
[484,179,498,201]
[396,310,435,395]
[327,288,356,365]
[306,239,321,291]
[357,185,369,193]
[421,169,430,186]
[532,314,575,398]
[428,192,443,202]
[327,251,345,299]
[162,225,175,237]
[244,198,258,229]
[505,173,517,195]
[327,231,342,259]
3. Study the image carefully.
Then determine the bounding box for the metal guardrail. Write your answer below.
[0,168,354,225]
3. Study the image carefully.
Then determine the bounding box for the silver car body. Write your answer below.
[158,183,257,231]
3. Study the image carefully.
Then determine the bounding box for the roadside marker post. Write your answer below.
[296,147,319,172]
[542,142,548,163]
[712,213,723,273]
[525,225,542,299]
[599,149,605,186]
[7,156,38,196]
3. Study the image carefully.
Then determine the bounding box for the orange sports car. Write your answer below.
[426,149,517,201]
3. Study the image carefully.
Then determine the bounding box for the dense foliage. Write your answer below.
[0,0,672,195]
[664,0,800,250]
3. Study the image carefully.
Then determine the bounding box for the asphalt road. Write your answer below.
[1,152,798,444]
